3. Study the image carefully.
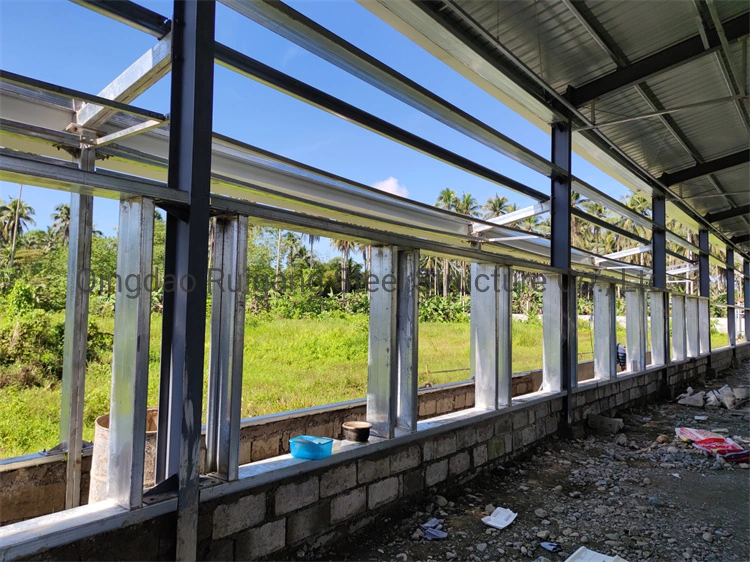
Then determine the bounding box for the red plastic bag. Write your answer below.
[692,437,747,461]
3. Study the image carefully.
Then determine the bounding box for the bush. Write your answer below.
[419,294,470,323]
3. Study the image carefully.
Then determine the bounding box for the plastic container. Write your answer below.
[289,435,334,460]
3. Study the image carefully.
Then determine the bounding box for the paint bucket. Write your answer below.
[88,407,159,503]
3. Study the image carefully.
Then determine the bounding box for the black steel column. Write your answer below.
[157,1,215,559]
[551,121,573,424]
[652,194,669,365]
[727,246,735,347]
[698,229,710,298]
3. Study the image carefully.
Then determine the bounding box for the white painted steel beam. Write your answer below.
[206,216,248,481]
[542,274,563,391]
[60,144,94,510]
[77,34,172,129]
[698,298,711,355]
[396,249,419,432]
[593,282,617,379]
[650,290,668,366]
[472,202,550,233]
[685,297,700,357]
[625,288,647,372]
[672,295,687,361]
[108,197,155,508]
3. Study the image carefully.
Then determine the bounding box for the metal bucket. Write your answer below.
[88,406,159,503]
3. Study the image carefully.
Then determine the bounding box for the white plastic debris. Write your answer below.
[481,507,517,530]
[565,546,629,562]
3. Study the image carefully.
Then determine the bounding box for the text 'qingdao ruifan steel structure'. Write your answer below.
[0,0,748,560]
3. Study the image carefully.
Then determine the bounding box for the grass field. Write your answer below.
[0,315,732,458]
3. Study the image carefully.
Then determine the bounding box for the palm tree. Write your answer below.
[435,189,457,297]
[481,194,512,219]
[52,203,71,243]
[0,197,35,245]
[454,192,479,217]
[305,233,321,267]
[333,239,355,295]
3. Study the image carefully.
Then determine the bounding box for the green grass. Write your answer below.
[0,314,737,458]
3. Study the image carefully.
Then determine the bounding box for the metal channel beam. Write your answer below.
[651,290,669,366]
[206,216,248,481]
[566,11,750,106]
[212,42,547,202]
[652,196,666,290]
[396,249,419,432]
[219,0,559,178]
[685,297,700,357]
[156,2,215,559]
[595,244,651,264]
[367,246,398,438]
[69,0,171,38]
[727,247,736,346]
[59,145,94,509]
[661,151,750,187]
[77,33,172,128]
[705,204,750,224]
[672,295,687,361]
[744,260,750,340]
[625,288,647,372]
[699,298,711,355]
[108,197,154,508]
[542,273,563,390]
[593,282,617,379]
[699,230,710,298]
[472,201,550,233]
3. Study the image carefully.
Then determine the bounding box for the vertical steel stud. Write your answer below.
[686,297,700,357]
[672,295,687,360]
[593,282,617,378]
[626,287,646,371]
[396,249,419,432]
[726,247,736,347]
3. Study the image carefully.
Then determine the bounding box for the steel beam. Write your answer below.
[625,288,647,372]
[108,197,155,508]
[672,295,687,361]
[155,2,215,559]
[705,204,750,224]
[472,202,550,233]
[593,282,617,379]
[60,141,94,510]
[396,249,419,432]
[661,151,749,187]
[733,233,750,244]
[206,216,248,481]
[699,230,710,298]
[651,290,669,366]
[727,247,736,346]
[686,297,700,358]
[744,260,750,340]
[77,34,172,129]
[566,12,749,106]
[652,196,666,290]
[367,246,398,438]
[699,298,711,355]
[69,0,171,38]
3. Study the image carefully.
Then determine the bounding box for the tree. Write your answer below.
[333,239,355,295]
[435,189,458,296]
[52,203,71,243]
[305,233,321,267]
[454,192,478,217]
[481,194,512,219]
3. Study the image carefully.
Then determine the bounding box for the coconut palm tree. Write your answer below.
[435,189,458,296]
[481,194,512,219]
[333,239,355,295]
[454,192,479,217]
[305,233,321,267]
[52,203,71,243]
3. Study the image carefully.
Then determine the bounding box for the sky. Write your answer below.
[0,0,632,260]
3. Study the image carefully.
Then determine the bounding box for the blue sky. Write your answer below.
[0,0,631,259]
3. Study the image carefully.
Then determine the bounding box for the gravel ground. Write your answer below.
[311,361,750,562]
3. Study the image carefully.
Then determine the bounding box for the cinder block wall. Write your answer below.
[17,347,748,562]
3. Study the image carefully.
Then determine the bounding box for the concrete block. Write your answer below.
[275,476,319,516]
[476,422,493,443]
[545,415,558,435]
[534,401,550,420]
[512,410,528,429]
[472,444,488,466]
[550,398,563,412]
[306,421,333,438]
[455,427,477,449]
[521,426,535,446]
[368,477,399,509]
[487,436,506,460]
[358,456,390,484]
[330,487,366,524]
[287,502,330,544]
[420,399,437,417]
[449,451,470,475]
[251,436,280,461]
[390,445,421,473]
[206,539,234,561]
[466,392,475,407]
[400,469,424,496]
[494,415,512,435]
[436,395,453,414]
[423,434,457,461]
[321,463,357,498]
[236,519,286,560]
[213,492,266,539]
[454,393,466,410]
[425,459,448,487]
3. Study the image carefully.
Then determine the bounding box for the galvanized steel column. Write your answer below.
[542,274,563,391]
[206,216,248,480]
[367,246,398,438]
[698,298,710,355]
[651,290,668,365]
[593,282,616,379]
[726,247,736,346]
[396,248,419,433]
[156,1,215,559]
[60,143,94,509]
[685,297,700,357]
[625,287,646,371]
[108,197,155,508]
[672,294,687,360]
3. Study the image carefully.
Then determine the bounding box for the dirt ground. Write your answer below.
[311,361,750,562]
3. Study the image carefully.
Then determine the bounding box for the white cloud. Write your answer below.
[372,176,408,198]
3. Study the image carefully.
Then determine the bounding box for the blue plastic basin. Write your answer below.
[289,435,334,460]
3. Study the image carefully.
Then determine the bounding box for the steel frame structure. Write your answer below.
[1,1,749,559]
